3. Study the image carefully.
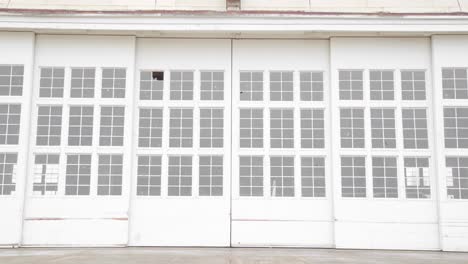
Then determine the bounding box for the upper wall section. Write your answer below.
[0,0,467,12]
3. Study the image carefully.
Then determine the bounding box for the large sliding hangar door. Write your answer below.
[1,32,468,251]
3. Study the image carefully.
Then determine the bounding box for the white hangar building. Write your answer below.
[0,0,468,252]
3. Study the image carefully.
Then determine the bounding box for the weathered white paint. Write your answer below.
[0,31,34,246]
[432,35,468,252]
[330,38,440,250]
[129,38,232,246]
[0,0,466,12]
[0,29,466,251]
[21,35,136,246]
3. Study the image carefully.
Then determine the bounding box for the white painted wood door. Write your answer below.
[128,39,232,246]
[230,40,334,247]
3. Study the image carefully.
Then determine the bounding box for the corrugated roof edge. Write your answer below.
[0,8,468,17]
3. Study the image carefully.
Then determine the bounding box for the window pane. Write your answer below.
[71,68,95,98]
[39,67,64,98]
[372,157,398,198]
[240,109,263,148]
[301,109,324,148]
[270,109,294,148]
[446,157,468,199]
[240,71,263,101]
[168,156,192,196]
[169,108,193,148]
[65,154,91,196]
[201,71,224,100]
[301,157,325,197]
[0,65,23,96]
[239,156,263,197]
[444,107,468,148]
[401,70,426,100]
[99,106,125,146]
[370,70,394,100]
[199,155,223,196]
[140,71,164,100]
[341,156,366,198]
[36,106,62,146]
[102,68,126,98]
[340,108,364,148]
[137,155,161,196]
[97,154,123,196]
[270,156,294,197]
[442,68,468,99]
[404,157,430,199]
[170,71,193,100]
[0,153,18,195]
[68,106,93,146]
[402,108,429,149]
[371,108,396,148]
[0,104,21,145]
[339,70,363,100]
[138,108,162,148]
[200,108,223,148]
[300,71,323,101]
[33,154,59,196]
[270,71,293,101]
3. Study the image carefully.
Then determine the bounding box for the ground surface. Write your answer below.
[0,247,467,264]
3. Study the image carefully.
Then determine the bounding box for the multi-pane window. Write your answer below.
[270,156,294,197]
[301,109,325,148]
[36,106,62,146]
[402,108,429,149]
[168,156,192,196]
[39,67,64,98]
[300,71,323,101]
[444,107,468,148]
[199,155,223,196]
[65,154,91,196]
[170,71,193,100]
[0,153,17,195]
[372,157,398,198]
[239,108,263,148]
[404,157,430,199]
[270,109,294,148]
[270,71,293,101]
[138,108,163,148]
[339,70,363,100]
[301,157,325,197]
[33,154,59,196]
[370,70,394,100]
[442,68,468,99]
[140,71,164,100]
[446,157,468,199]
[102,68,126,98]
[169,108,193,148]
[239,156,263,197]
[70,68,95,98]
[97,154,123,196]
[0,65,23,96]
[137,155,161,196]
[201,71,224,100]
[200,108,223,148]
[341,156,366,198]
[240,71,263,101]
[401,70,426,100]
[99,106,125,146]
[0,104,21,145]
[68,106,93,146]
[340,108,364,148]
[371,108,396,148]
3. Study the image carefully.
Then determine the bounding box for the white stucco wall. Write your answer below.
[0,0,467,12]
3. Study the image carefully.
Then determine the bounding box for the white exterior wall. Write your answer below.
[0,0,466,12]
[0,32,467,251]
